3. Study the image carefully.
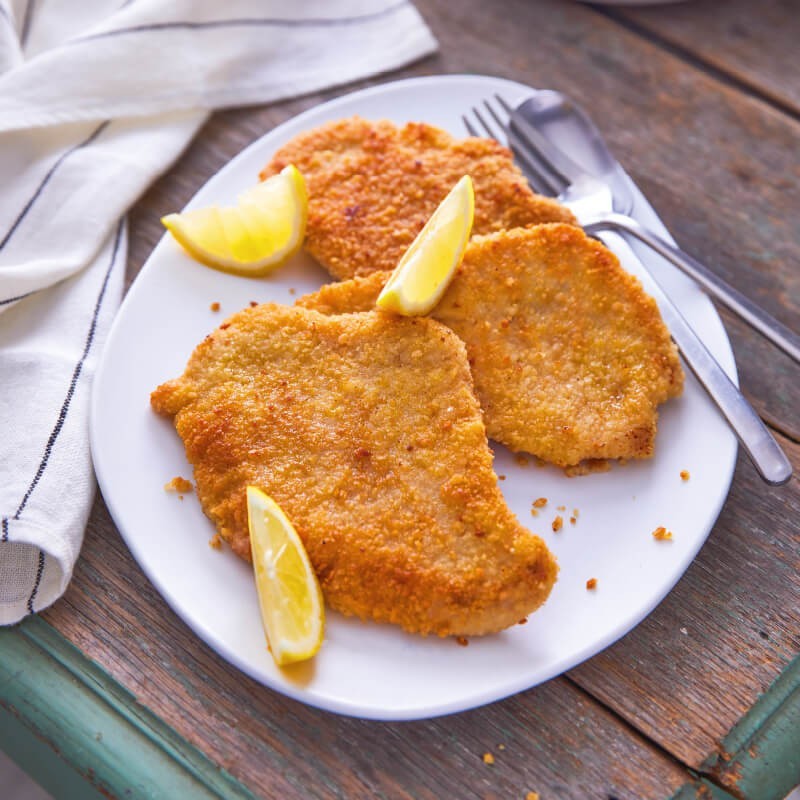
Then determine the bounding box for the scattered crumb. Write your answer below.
[498,744,506,751]
[680,627,688,635]
[164,476,193,493]
[652,526,673,541]
[680,470,690,481]
[586,578,597,590]
[552,515,563,532]
[518,617,528,625]
[573,508,579,518]
[533,497,548,508]
[569,516,577,525]
[289,287,296,295]
[526,793,540,800]
[482,752,495,765]
[530,508,539,518]
[556,505,566,512]
[498,474,506,481]
[514,454,529,467]
[209,534,222,550]
[456,636,469,647]
[248,300,258,307]
[209,301,220,312]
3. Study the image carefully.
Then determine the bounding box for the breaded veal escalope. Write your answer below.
[260,116,576,280]
[299,224,684,468]
[151,304,557,637]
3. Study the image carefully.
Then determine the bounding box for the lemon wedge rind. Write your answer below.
[246,485,324,666]
[376,174,475,315]
[162,164,307,277]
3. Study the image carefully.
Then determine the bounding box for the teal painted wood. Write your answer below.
[668,778,738,800]
[0,704,108,800]
[702,653,800,800]
[0,616,260,800]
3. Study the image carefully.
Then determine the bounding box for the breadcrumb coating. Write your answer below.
[151,304,557,637]
[298,224,684,467]
[260,116,575,280]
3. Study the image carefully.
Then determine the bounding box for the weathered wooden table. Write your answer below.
[2,1,798,798]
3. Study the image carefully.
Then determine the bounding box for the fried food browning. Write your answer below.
[299,224,684,467]
[151,304,557,637]
[260,117,575,280]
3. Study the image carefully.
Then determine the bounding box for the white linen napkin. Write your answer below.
[0,0,437,625]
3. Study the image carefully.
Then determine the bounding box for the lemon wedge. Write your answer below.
[162,165,307,277]
[246,486,324,666]
[377,175,474,315]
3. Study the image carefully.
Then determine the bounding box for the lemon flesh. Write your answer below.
[162,165,307,277]
[246,486,324,666]
[377,175,474,315]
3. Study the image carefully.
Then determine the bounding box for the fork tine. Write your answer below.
[463,102,560,197]
[462,114,480,137]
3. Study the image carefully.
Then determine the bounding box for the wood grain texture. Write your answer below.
[604,0,800,115]
[37,0,800,797]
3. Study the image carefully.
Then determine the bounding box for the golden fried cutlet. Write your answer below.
[151,304,557,637]
[298,224,684,468]
[259,116,576,280]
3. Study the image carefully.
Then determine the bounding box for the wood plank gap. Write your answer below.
[587,6,800,125]
[563,673,696,776]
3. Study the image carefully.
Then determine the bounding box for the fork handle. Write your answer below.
[583,212,800,365]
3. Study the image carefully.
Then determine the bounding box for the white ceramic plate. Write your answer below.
[91,75,737,720]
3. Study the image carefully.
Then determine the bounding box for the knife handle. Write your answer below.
[584,212,800,366]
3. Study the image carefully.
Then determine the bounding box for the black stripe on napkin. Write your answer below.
[1,219,124,545]
[71,1,409,44]
[0,291,34,306]
[0,120,109,253]
[27,549,45,614]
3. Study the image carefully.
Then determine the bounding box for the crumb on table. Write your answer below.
[552,515,563,533]
[209,301,220,312]
[652,526,673,541]
[164,476,193,494]
[586,577,597,590]
[526,793,540,800]
[482,752,495,765]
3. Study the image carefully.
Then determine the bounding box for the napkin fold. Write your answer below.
[0,0,437,625]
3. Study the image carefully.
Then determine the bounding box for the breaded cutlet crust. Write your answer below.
[260,116,576,280]
[298,224,684,467]
[151,304,557,637]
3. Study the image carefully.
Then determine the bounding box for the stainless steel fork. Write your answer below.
[464,97,792,486]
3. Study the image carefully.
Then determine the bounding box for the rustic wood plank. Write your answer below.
[42,507,691,800]
[598,0,800,116]
[567,435,800,769]
[36,0,800,795]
